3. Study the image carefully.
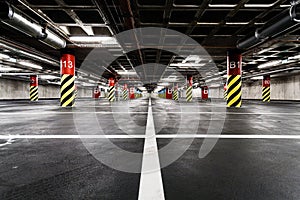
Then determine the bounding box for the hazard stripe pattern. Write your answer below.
[123,89,128,100]
[223,90,227,100]
[262,87,270,102]
[226,75,242,107]
[173,90,178,101]
[186,86,192,102]
[108,86,115,102]
[60,74,75,107]
[30,86,38,101]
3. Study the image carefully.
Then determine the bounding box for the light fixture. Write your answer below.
[250,76,264,80]
[244,3,275,8]
[0,53,10,59]
[226,22,249,25]
[169,63,205,67]
[208,4,237,7]
[40,75,59,79]
[0,66,21,72]
[69,36,118,44]
[18,61,42,70]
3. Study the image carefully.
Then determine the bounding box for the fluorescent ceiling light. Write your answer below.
[0,53,10,59]
[244,4,275,7]
[251,76,263,80]
[40,75,59,79]
[182,55,202,63]
[280,5,290,7]
[208,4,237,7]
[197,22,219,25]
[288,54,300,60]
[226,22,249,25]
[117,70,136,75]
[18,61,43,70]
[170,63,205,67]
[257,48,273,55]
[0,66,22,72]
[69,36,118,44]
[257,60,281,69]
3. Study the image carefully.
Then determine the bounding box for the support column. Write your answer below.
[227,51,242,107]
[262,75,270,102]
[223,83,227,101]
[186,76,193,102]
[166,87,172,99]
[122,84,128,100]
[108,77,115,102]
[129,87,135,99]
[30,75,38,101]
[202,86,208,100]
[60,53,75,107]
[173,84,178,101]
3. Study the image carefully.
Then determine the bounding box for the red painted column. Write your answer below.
[129,87,135,99]
[227,51,242,107]
[202,86,208,100]
[166,87,172,99]
[262,75,271,102]
[60,53,75,107]
[93,87,100,99]
[30,75,38,101]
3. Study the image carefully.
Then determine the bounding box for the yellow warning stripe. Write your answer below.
[62,95,75,107]
[227,75,242,107]
[60,76,75,94]
[227,81,241,98]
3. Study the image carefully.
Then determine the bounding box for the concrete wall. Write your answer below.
[0,78,92,100]
[209,74,300,100]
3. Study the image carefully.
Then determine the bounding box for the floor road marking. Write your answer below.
[2,134,300,139]
[1,112,300,115]
[138,98,165,200]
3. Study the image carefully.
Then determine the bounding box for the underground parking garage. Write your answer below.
[1,0,300,199]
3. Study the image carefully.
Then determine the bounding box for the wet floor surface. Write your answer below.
[0,97,300,199]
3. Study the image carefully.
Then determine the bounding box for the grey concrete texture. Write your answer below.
[0,98,147,199]
[0,78,93,99]
[1,97,300,199]
[209,74,300,100]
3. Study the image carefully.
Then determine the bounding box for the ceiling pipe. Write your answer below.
[0,2,66,49]
[237,4,300,50]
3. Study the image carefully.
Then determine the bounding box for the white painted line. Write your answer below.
[0,112,148,115]
[0,111,299,116]
[2,134,300,139]
[156,134,300,139]
[138,98,165,200]
[0,135,145,139]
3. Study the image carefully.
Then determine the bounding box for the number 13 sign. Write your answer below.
[61,54,75,75]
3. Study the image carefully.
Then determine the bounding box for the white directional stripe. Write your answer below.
[138,98,165,200]
[1,134,300,139]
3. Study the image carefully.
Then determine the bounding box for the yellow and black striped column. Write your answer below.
[30,75,38,101]
[108,77,115,102]
[60,53,75,107]
[262,75,270,102]
[223,84,227,100]
[173,89,178,101]
[186,76,193,102]
[226,51,242,107]
[122,84,128,100]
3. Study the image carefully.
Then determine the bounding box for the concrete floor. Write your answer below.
[0,97,300,199]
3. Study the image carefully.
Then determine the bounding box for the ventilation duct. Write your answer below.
[0,2,66,49]
[237,4,300,50]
